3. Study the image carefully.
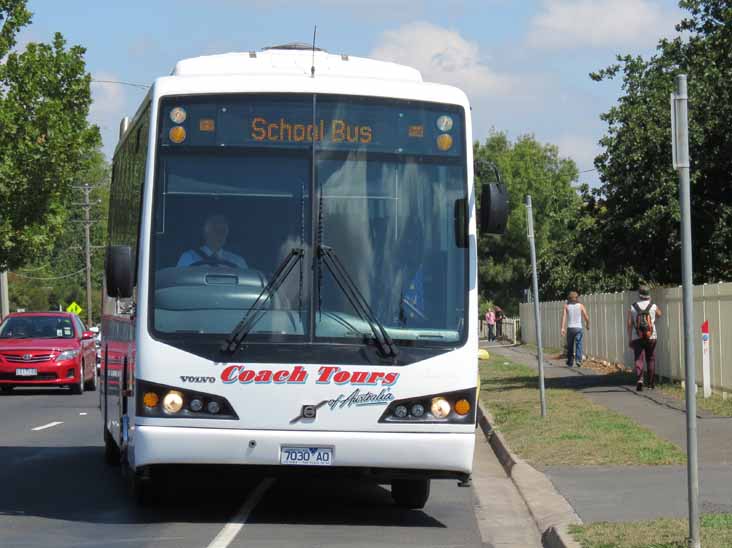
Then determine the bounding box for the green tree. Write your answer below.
[8,151,109,314]
[591,0,732,285]
[0,1,100,270]
[475,132,582,314]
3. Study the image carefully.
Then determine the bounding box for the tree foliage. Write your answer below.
[590,0,732,286]
[475,132,582,314]
[0,1,100,270]
[8,150,109,316]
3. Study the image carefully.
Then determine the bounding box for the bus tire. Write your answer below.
[391,478,430,509]
[1,386,13,393]
[131,472,157,507]
[103,427,121,466]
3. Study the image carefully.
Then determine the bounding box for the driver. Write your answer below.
[177,214,248,269]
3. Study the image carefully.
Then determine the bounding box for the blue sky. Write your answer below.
[22,0,684,185]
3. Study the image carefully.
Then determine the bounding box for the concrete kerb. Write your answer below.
[477,403,582,548]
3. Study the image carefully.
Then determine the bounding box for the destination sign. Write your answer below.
[159,95,463,156]
[251,117,373,144]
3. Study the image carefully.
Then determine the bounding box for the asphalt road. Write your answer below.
[0,387,504,548]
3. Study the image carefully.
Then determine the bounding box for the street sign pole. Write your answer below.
[701,321,711,399]
[672,73,700,548]
[526,195,547,418]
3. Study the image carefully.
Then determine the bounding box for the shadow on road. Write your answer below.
[0,445,445,528]
[250,477,446,528]
[481,370,636,393]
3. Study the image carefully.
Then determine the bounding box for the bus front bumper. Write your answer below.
[133,425,474,477]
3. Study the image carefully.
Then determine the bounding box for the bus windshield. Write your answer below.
[150,94,467,346]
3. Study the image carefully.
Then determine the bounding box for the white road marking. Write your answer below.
[31,421,63,431]
[206,478,275,548]
[79,412,88,416]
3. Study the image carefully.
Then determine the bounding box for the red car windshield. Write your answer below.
[0,316,76,339]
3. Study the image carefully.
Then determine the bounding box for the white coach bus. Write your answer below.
[101,43,507,507]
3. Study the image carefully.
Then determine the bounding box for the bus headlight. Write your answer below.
[136,380,238,420]
[378,388,476,424]
[162,390,184,414]
[394,405,408,419]
[431,397,451,418]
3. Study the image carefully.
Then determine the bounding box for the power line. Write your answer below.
[12,268,85,281]
[91,79,150,90]
[579,168,597,174]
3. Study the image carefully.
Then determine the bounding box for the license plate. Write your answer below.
[15,368,37,376]
[280,446,333,466]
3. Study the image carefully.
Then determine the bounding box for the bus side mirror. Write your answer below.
[106,245,133,298]
[480,183,508,235]
[475,159,509,235]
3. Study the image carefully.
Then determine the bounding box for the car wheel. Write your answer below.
[85,364,98,392]
[70,363,85,395]
[391,478,430,509]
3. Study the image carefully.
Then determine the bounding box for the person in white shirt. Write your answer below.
[560,291,590,367]
[177,214,248,269]
[626,285,663,391]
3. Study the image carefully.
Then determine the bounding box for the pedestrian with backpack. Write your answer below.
[560,291,590,367]
[627,285,663,391]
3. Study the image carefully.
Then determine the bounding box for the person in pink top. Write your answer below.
[485,308,496,342]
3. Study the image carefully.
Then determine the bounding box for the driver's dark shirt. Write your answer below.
[177,245,248,269]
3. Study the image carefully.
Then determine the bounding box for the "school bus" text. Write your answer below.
[251,117,373,144]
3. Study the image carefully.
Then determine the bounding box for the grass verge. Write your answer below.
[570,514,732,548]
[479,355,686,466]
[658,382,732,417]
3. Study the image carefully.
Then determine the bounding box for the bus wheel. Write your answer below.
[391,478,430,509]
[131,470,158,507]
[103,428,120,466]
[1,386,13,393]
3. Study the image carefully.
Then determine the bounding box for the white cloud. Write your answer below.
[89,72,131,156]
[369,22,515,98]
[527,0,680,50]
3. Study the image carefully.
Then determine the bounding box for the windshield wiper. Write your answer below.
[221,248,304,353]
[319,245,398,358]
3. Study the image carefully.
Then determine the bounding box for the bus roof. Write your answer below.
[171,45,423,83]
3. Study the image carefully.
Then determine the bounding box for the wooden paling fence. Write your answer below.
[478,317,520,345]
[519,284,732,396]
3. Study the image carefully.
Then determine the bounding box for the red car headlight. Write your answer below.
[55,350,80,361]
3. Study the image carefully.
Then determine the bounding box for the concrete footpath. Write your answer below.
[484,343,732,524]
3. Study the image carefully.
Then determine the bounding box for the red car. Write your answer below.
[0,312,98,394]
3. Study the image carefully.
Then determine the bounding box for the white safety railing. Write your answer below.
[519,284,732,395]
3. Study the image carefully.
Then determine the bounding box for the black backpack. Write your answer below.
[633,301,654,340]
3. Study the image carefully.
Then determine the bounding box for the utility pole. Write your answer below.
[82,184,93,326]
[672,73,700,548]
[526,195,547,418]
[0,271,8,319]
